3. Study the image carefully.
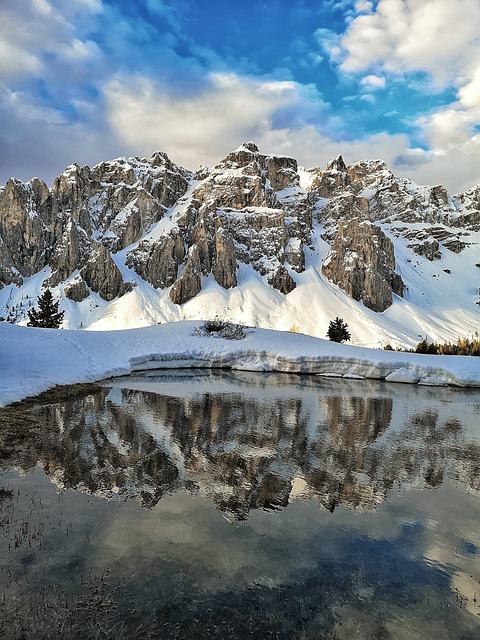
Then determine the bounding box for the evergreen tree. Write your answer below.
[27,289,64,328]
[327,317,351,343]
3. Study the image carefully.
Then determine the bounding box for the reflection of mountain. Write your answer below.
[0,373,479,519]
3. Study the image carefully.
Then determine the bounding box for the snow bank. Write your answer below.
[1,321,479,408]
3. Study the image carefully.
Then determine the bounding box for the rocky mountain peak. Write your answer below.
[326,155,348,173]
[0,142,479,333]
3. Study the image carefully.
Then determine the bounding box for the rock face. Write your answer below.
[127,141,310,300]
[0,178,53,284]
[169,245,202,304]
[0,152,191,298]
[47,222,89,287]
[126,230,185,289]
[0,141,479,322]
[322,219,404,312]
[212,227,237,289]
[81,243,125,301]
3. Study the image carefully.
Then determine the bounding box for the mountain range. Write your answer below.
[0,142,478,348]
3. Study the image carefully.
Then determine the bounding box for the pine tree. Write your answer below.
[27,289,65,328]
[327,317,351,343]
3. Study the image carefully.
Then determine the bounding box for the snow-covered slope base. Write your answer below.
[1,321,479,408]
[1,245,478,351]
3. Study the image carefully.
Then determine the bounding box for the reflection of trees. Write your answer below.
[0,378,479,519]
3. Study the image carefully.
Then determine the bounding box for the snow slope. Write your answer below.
[2,238,478,352]
[1,321,479,408]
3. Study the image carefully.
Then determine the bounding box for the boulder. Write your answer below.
[64,278,89,302]
[268,265,296,294]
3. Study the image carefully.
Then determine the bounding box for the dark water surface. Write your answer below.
[1,370,480,639]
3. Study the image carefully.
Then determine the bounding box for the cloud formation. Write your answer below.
[104,70,411,176]
[1,0,480,194]
[335,0,480,191]
[105,73,317,169]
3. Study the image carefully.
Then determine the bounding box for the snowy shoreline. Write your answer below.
[1,321,480,408]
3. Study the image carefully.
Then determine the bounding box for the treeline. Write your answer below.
[414,337,480,356]
[384,337,480,356]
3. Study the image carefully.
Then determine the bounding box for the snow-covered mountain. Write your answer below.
[0,142,478,348]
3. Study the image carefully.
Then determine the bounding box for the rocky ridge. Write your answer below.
[0,142,479,329]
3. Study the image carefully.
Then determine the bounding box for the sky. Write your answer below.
[1,0,480,193]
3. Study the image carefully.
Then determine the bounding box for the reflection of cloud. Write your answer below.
[3,371,480,637]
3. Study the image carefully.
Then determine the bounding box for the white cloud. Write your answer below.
[104,73,303,169]
[354,0,373,13]
[2,63,480,194]
[60,38,102,63]
[0,40,43,76]
[314,28,343,64]
[0,0,103,82]
[330,0,480,192]
[31,0,53,15]
[340,0,480,86]
[103,70,414,180]
[395,138,480,194]
[2,0,480,195]
[416,109,474,150]
[360,75,386,90]
[0,85,122,184]
[262,119,480,193]
[458,68,480,110]
[260,126,411,173]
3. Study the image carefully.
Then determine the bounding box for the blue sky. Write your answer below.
[1,0,480,191]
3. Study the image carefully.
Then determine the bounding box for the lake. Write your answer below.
[1,370,480,639]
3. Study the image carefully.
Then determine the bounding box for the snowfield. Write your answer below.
[1,321,479,408]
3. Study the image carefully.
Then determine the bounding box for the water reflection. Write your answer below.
[1,371,479,519]
[1,372,480,639]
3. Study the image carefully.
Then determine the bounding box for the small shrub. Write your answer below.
[203,319,228,333]
[220,323,246,340]
[196,319,246,340]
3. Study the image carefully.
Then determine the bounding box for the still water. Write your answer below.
[1,370,480,639]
